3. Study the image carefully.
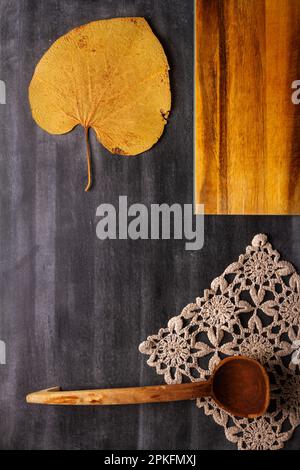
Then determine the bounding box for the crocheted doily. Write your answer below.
[139,234,300,450]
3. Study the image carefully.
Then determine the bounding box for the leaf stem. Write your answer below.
[84,127,92,192]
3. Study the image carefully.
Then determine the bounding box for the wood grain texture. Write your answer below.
[26,382,212,406]
[195,0,300,214]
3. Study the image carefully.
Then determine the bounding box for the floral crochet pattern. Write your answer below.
[139,234,300,450]
[291,340,300,367]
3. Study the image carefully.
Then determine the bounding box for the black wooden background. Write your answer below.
[0,0,299,450]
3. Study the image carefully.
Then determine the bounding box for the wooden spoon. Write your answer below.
[26,356,270,418]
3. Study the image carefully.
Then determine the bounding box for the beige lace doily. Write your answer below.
[139,234,300,450]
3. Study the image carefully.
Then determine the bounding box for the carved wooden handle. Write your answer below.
[26,381,212,406]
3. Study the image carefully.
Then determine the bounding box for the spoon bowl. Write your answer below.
[211,356,270,418]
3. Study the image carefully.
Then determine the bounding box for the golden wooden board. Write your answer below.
[195,0,300,214]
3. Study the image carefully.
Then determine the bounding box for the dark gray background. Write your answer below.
[0,0,299,450]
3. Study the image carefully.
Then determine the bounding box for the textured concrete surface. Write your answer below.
[0,0,299,450]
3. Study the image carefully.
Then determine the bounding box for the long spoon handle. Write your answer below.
[26,381,212,406]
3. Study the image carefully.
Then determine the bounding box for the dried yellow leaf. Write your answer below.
[29,17,171,191]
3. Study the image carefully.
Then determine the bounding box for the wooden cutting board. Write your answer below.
[195,0,300,214]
